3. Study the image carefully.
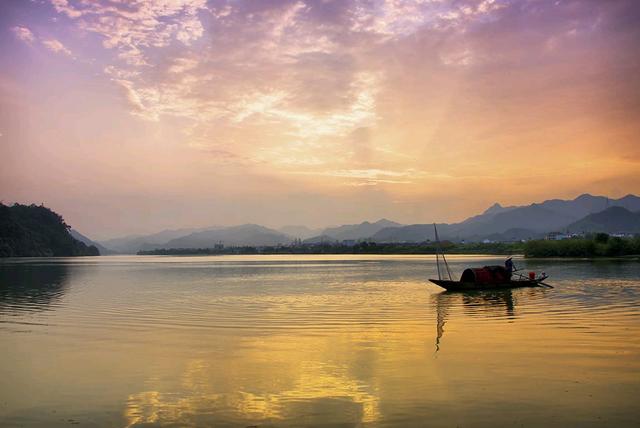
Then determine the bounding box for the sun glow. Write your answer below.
[1,0,639,236]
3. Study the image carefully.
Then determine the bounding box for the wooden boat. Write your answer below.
[429,271,549,291]
[429,223,551,291]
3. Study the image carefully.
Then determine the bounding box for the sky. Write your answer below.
[1,0,639,239]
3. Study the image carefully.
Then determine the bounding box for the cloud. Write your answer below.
[350,0,431,36]
[231,72,380,139]
[290,167,426,186]
[31,0,640,214]
[113,79,149,118]
[41,39,72,56]
[11,26,35,44]
[168,57,199,74]
[49,0,209,65]
[50,0,83,18]
[12,26,73,57]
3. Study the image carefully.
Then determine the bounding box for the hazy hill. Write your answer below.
[70,229,115,255]
[458,203,516,225]
[372,223,454,242]
[453,204,576,237]
[566,207,640,233]
[539,193,640,219]
[457,194,640,236]
[0,203,99,257]
[322,219,402,241]
[371,194,640,242]
[302,235,338,245]
[279,225,323,239]
[95,193,640,248]
[162,224,292,248]
[100,227,216,253]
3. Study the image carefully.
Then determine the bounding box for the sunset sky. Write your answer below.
[1,0,639,238]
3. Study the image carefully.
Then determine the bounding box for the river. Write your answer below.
[1,255,639,427]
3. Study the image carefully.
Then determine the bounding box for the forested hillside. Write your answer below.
[0,203,99,257]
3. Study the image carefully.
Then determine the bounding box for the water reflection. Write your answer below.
[124,347,381,427]
[433,289,522,352]
[0,262,69,314]
[0,256,638,427]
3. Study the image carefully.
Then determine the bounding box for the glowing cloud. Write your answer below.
[11,26,35,44]
[42,39,72,56]
[1,0,639,236]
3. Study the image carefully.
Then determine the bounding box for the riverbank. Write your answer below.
[138,241,525,256]
[137,235,640,258]
[524,235,640,258]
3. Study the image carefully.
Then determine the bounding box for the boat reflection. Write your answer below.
[433,289,524,352]
[0,262,69,314]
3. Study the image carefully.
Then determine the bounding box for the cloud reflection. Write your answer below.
[125,350,380,426]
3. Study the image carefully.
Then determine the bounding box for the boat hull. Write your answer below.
[429,279,543,291]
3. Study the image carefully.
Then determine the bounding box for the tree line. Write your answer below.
[139,236,640,258]
[138,241,525,256]
[524,234,640,257]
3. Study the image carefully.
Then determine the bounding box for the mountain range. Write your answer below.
[277,225,323,239]
[99,227,217,253]
[70,229,115,255]
[566,206,640,234]
[320,219,401,241]
[371,194,640,242]
[162,224,291,248]
[85,193,640,253]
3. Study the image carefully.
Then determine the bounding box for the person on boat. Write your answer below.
[505,257,514,279]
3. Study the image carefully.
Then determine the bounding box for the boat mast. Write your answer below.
[434,223,441,280]
[433,223,452,281]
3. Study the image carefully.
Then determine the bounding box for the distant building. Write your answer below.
[546,232,571,240]
[341,239,356,247]
[289,238,304,247]
[611,232,634,238]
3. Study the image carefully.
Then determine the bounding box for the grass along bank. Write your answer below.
[524,234,640,258]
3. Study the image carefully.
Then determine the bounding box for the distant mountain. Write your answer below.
[458,202,516,225]
[454,204,576,237]
[70,229,115,255]
[0,203,99,257]
[371,194,640,242]
[371,223,456,242]
[279,225,323,239]
[322,219,402,241]
[617,194,640,211]
[566,207,640,233]
[302,235,339,245]
[458,194,640,236]
[528,193,640,220]
[162,224,292,248]
[100,227,217,253]
[95,193,640,249]
[372,223,543,243]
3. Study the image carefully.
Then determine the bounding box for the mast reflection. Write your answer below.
[433,289,519,352]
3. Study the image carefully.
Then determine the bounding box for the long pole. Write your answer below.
[434,223,452,280]
[434,223,441,280]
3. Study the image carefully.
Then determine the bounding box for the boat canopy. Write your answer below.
[460,266,510,284]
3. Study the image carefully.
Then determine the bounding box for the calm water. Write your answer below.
[0,255,639,427]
